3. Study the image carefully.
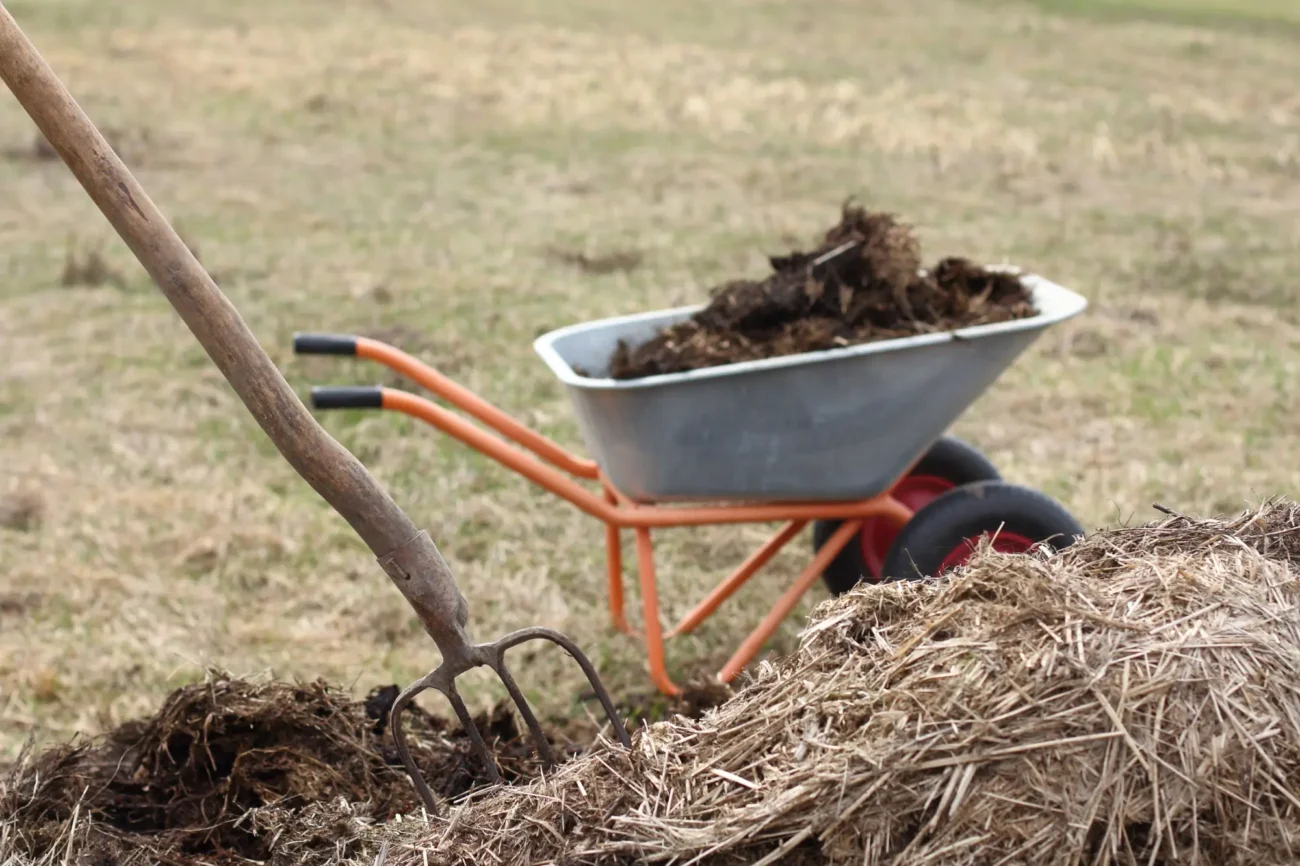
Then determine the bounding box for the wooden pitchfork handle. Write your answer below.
[0,4,475,657]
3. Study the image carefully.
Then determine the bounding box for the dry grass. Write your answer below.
[3,501,1298,865]
[2,0,1300,763]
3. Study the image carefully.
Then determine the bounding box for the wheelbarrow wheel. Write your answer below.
[812,435,1001,596]
[880,480,1085,582]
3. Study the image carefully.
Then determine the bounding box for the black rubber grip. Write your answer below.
[310,386,383,410]
[293,333,358,355]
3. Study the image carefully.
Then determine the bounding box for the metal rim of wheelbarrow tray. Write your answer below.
[534,270,1087,389]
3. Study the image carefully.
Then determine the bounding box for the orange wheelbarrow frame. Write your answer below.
[294,334,914,696]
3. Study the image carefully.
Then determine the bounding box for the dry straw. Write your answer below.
[3,501,1299,866]
[383,500,1300,865]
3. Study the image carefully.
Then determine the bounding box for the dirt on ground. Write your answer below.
[0,674,730,866]
[608,201,1035,379]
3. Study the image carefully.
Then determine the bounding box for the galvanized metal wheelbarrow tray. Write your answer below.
[298,272,1088,695]
[535,272,1087,503]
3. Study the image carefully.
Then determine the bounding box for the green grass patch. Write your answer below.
[1018,0,1300,33]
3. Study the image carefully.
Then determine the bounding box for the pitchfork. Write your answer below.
[0,4,632,815]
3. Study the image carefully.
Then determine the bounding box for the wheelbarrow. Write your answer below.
[293,271,1089,696]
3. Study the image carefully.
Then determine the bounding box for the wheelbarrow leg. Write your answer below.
[716,519,862,684]
[635,527,682,697]
[605,489,634,636]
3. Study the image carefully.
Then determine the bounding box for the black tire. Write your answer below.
[880,480,1085,582]
[812,435,1002,596]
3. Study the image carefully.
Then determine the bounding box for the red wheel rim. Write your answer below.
[860,474,955,580]
[936,530,1038,574]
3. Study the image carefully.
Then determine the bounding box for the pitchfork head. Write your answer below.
[388,627,633,814]
[376,530,631,814]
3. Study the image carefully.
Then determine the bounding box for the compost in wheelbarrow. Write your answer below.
[607,203,1037,380]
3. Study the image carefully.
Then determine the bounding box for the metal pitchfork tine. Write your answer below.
[368,528,633,814]
[0,4,631,816]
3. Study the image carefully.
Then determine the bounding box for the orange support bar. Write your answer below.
[635,527,680,696]
[668,520,807,637]
[717,518,864,684]
[358,338,600,479]
[604,487,633,635]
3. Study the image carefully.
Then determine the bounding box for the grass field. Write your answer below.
[2,0,1299,759]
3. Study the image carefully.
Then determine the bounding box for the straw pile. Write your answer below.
[384,501,1300,866]
[4,501,1299,866]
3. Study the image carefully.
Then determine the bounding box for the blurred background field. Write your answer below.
[2,0,1298,758]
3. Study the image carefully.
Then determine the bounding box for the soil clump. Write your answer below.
[1,674,730,866]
